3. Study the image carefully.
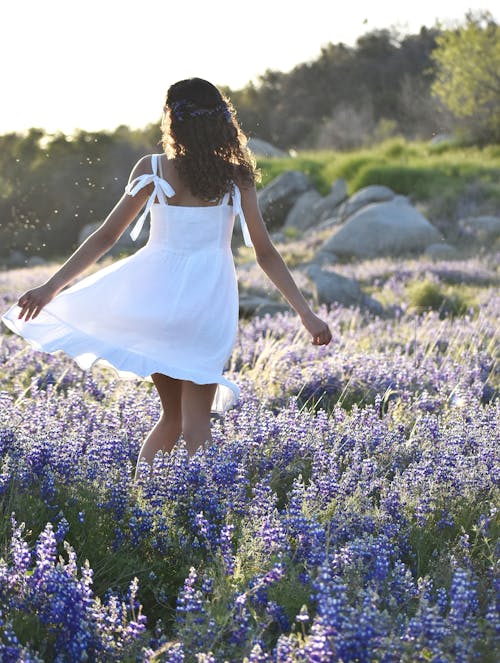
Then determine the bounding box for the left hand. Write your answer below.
[300,311,332,346]
[17,283,58,322]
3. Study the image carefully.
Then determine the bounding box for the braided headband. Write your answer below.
[167,99,232,122]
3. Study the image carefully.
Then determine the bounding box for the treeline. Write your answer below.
[0,126,161,258]
[0,12,498,260]
[224,11,499,149]
[224,26,443,150]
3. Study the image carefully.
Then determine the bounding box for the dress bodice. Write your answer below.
[147,203,236,253]
[125,154,253,248]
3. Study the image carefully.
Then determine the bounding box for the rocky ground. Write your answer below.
[235,170,499,318]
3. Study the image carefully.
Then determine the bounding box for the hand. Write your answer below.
[301,311,332,346]
[17,283,58,322]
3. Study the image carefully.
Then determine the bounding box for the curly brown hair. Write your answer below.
[161,78,260,201]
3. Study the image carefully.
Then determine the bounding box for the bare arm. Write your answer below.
[17,156,153,321]
[240,184,332,346]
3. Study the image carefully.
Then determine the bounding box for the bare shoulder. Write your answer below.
[128,154,155,181]
[125,155,156,199]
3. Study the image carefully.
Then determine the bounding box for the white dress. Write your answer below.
[1,154,253,413]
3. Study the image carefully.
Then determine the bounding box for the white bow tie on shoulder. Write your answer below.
[125,173,176,241]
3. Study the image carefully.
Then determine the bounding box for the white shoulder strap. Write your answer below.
[157,154,165,179]
[151,153,159,176]
[232,185,253,247]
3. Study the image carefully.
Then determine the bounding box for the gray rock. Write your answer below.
[284,190,323,231]
[248,137,288,158]
[430,133,454,145]
[26,255,47,267]
[307,264,361,305]
[339,185,395,219]
[6,250,27,267]
[313,181,348,222]
[458,216,500,240]
[258,171,313,231]
[331,177,348,197]
[271,232,285,243]
[239,295,288,318]
[424,242,459,260]
[307,264,383,314]
[429,268,497,286]
[310,251,339,267]
[321,197,442,259]
[316,216,342,231]
[360,294,386,316]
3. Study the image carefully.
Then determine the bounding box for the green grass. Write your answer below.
[406,279,479,318]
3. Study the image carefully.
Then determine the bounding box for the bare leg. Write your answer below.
[181,381,217,457]
[134,373,182,479]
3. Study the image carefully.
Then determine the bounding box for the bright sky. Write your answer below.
[2,1,496,135]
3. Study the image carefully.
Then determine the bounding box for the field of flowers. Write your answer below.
[0,256,499,662]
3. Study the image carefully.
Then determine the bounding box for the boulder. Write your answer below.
[429,268,497,286]
[430,133,454,145]
[258,171,313,231]
[313,179,348,222]
[309,251,339,267]
[307,264,384,315]
[270,232,285,243]
[239,294,288,318]
[26,255,47,267]
[316,216,342,232]
[339,185,395,219]
[248,137,288,158]
[320,197,442,259]
[424,243,459,260]
[284,190,323,231]
[5,250,27,268]
[458,216,500,240]
[331,177,348,197]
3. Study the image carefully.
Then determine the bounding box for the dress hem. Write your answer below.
[1,307,239,414]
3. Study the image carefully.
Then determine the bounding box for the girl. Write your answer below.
[2,78,332,475]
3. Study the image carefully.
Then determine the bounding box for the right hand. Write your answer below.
[301,311,332,346]
[17,283,58,322]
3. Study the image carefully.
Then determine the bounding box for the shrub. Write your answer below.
[351,164,452,199]
[407,280,476,317]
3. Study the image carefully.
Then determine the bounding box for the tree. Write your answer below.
[224,26,441,149]
[431,12,500,142]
